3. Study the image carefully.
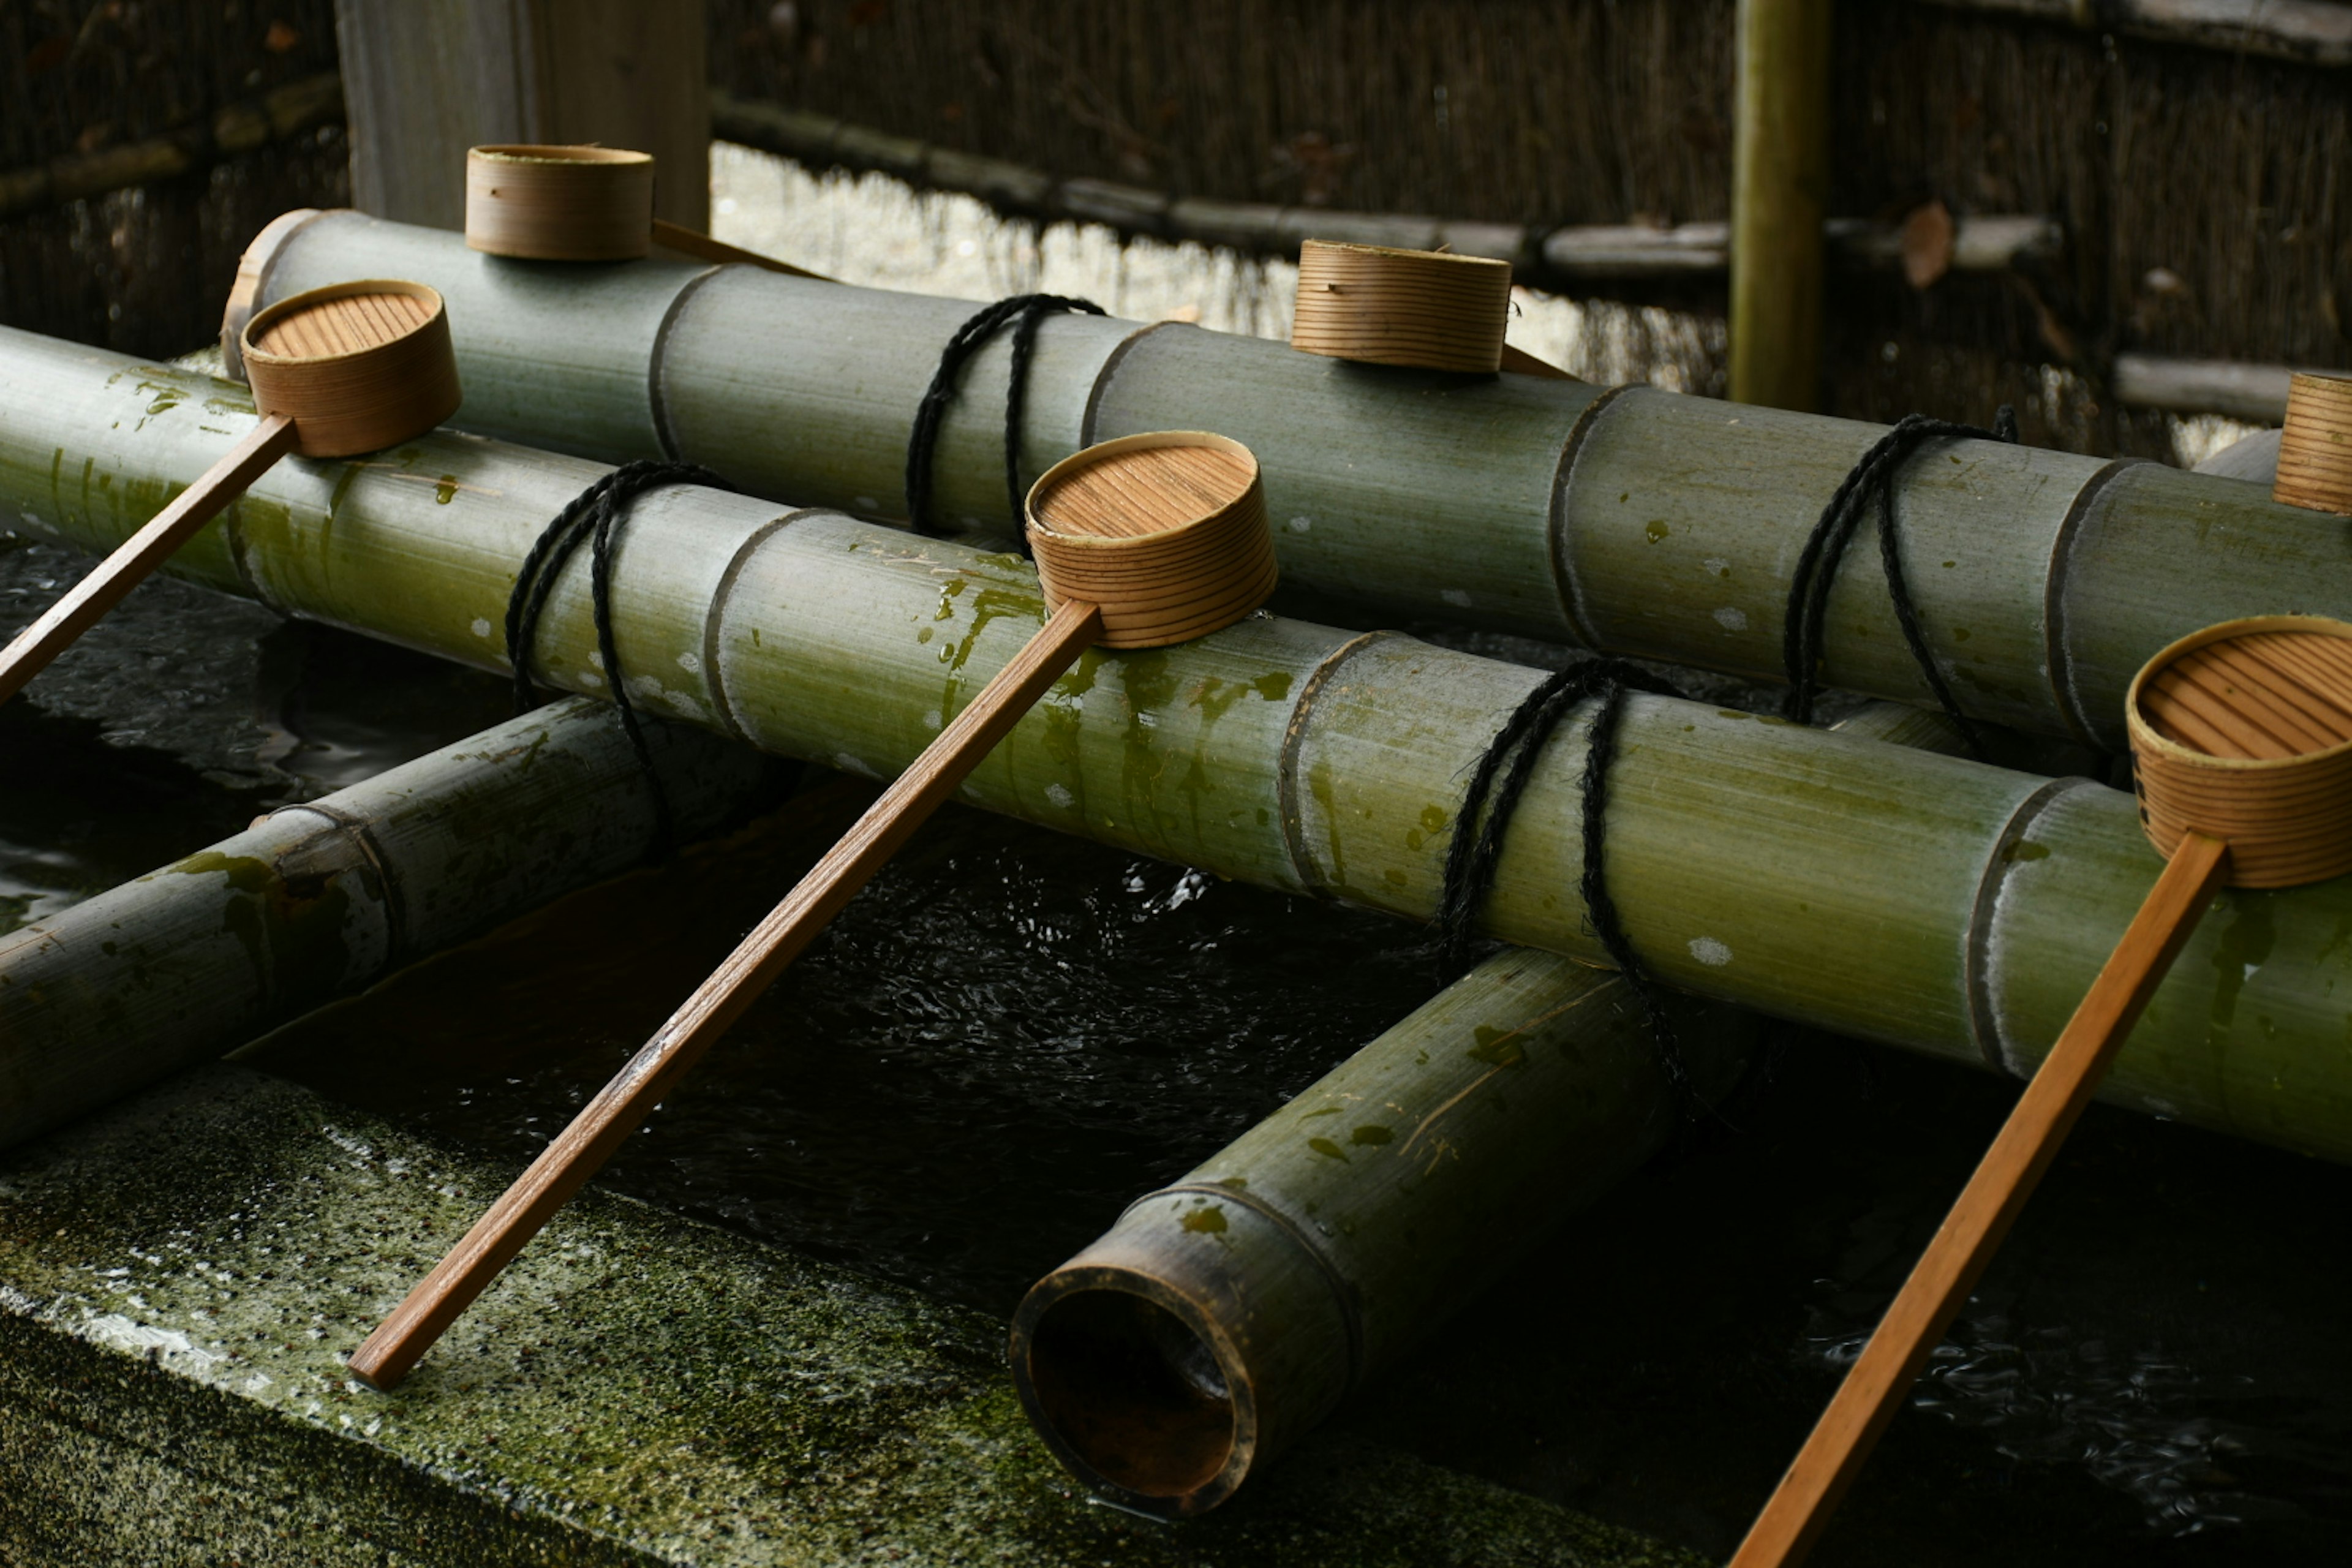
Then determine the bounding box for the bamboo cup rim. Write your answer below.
[2125,615,2352,775]
[1026,429,1260,548]
[467,143,652,167]
[1298,238,1511,271]
[1023,431,1276,650]
[238,277,448,368]
[2124,614,2352,887]
[238,279,461,458]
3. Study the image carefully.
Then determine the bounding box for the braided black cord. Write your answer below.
[506,460,734,851]
[1436,657,1691,1093]
[904,293,1106,552]
[1779,407,2019,760]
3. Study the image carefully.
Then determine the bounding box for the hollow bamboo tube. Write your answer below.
[1730,831,2232,1567]
[10,331,2352,1168]
[1016,955,1755,1516]
[1008,697,1962,1516]
[0,698,782,1152]
[1730,0,1834,412]
[232,212,2352,750]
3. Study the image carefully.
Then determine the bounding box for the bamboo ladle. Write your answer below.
[1732,614,2352,1568]
[348,430,1278,1390]
[465,143,820,277]
[0,279,460,706]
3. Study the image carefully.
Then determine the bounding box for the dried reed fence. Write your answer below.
[710,0,2351,458]
[0,0,347,358]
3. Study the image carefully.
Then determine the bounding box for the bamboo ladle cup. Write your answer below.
[348,431,1278,1390]
[1289,238,1566,379]
[0,279,460,707]
[1732,614,2352,1568]
[465,143,820,277]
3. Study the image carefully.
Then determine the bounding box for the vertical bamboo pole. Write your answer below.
[1730,0,1835,412]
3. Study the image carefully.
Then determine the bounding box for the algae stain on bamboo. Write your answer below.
[165,850,355,996]
[2207,893,2278,1035]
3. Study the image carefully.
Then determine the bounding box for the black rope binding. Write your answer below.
[506,460,734,852]
[1779,407,2019,761]
[903,293,1107,552]
[1436,657,1691,1095]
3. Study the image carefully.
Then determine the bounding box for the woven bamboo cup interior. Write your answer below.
[238,279,462,459]
[2274,371,2352,516]
[1025,431,1278,650]
[2125,615,2352,888]
[1289,239,1513,373]
[466,144,655,261]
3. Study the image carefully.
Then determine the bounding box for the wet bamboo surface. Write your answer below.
[0,698,778,1152]
[6,328,2352,1167]
[241,211,2349,749]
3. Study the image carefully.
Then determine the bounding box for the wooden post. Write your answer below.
[1730,0,1835,411]
[332,0,707,232]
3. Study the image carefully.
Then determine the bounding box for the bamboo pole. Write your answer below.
[1730,829,2233,1566]
[707,94,2062,288]
[1009,699,1962,1517]
[232,214,2347,751]
[0,698,782,1152]
[7,330,2352,1166]
[1730,0,1836,411]
[0,72,344,221]
[1920,0,2352,69]
[0,415,296,704]
[1016,954,1755,1516]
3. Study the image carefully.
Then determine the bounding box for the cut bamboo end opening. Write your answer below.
[237,279,462,458]
[2274,371,2352,515]
[1289,239,1513,373]
[1012,1264,1262,1518]
[1026,431,1278,649]
[466,144,656,261]
[2126,614,2352,888]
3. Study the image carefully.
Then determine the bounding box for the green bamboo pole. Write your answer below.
[0,698,780,1151]
[1015,954,1754,1516]
[6,328,2351,1167]
[1730,0,1835,410]
[232,213,2348,750]
[1011,700,1951,1516]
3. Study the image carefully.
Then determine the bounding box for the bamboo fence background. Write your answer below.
[0,0,347,356]
[708,0,2352,457]
[2,2,2346,452]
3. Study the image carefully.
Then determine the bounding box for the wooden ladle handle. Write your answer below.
[0,414,297,706]
[1730,829,2231,1568]
[348,597,1105,1390]
[649,219,826,279]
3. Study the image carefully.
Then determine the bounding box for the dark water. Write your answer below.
[8,537,2351,1564]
